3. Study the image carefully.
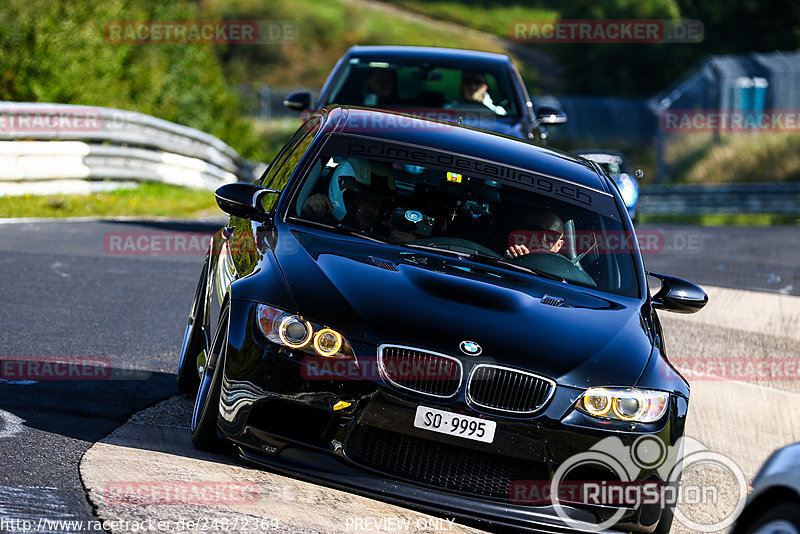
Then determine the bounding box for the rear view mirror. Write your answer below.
[648,272,708,314]
[536,105,567,125]
[215,183,279,224]
[283,91,312,111]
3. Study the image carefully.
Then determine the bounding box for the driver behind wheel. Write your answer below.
[505,210,564,258]
[445,70,507,116]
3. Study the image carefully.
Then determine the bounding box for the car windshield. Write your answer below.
[324,57,520,118]
[288,135,639,298]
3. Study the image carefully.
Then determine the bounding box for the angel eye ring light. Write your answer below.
[278,316,313,348]
[313,328,343,357]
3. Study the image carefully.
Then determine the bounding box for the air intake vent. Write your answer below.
[370,257,398,271]
[345,425,548,501]
[467,365,555,414]
[378,345,462,398]
[540,295,566,307]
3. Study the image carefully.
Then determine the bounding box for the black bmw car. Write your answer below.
[178,106,707,533]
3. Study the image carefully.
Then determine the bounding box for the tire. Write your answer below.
[190,306,229,452]
[746,502,800,534]
[177,261,208,393]
[652,501,675,534]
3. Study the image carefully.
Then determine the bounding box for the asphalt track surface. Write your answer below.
[0,219,798,532]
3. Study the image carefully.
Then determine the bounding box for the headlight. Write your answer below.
[578,387,668,423]
[617,175,638,208]
[256,304,353,359]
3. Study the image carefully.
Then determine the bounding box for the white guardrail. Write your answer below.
[0,102,266,196]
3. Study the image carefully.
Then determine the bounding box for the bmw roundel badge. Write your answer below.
[459,341,482,356]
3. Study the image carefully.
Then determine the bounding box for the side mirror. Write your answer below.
[283,91,312,112]
[648,272,708,314]
[215,183,279,223]
[536,105,567,125]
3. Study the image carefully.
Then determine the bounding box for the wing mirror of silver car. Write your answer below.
[648,272,708,314]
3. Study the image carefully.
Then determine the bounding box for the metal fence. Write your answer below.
[0,102,264,195]
[639,182,800,216]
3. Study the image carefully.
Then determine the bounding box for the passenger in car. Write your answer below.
[301,158,415,241]
[363,68,401,107]
[504,210,564,258]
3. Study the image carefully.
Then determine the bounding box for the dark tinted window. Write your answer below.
[260,118,320,212]
[261,117,321,189]
[326,58,519,118]
[288,135,639,298]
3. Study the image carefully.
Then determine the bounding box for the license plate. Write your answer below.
[413,406,496,443]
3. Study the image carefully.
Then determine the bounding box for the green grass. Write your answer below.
[0,182,221,219]
[664,132,800,184]
[374,1,558,40]
[246,118,304,162]
[204,0,508,90]
[639,213,800,226]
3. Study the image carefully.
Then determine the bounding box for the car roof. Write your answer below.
[345,45,512,66]
[574,149,625,159]
[318,107,609,193]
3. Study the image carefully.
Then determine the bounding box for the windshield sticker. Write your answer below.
[324,135,617,217]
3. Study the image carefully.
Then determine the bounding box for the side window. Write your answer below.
[260,121,319,212]
[260,117,321,188]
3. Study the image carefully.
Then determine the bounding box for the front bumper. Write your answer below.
[220,300,688,533]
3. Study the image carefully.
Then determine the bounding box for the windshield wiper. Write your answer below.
[467,252,567,283]
[403,243,470,259]
[333,223,398,244]
[403,244,566,282]
[294,218,396,245]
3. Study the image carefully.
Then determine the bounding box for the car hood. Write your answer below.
[270,226,653,388]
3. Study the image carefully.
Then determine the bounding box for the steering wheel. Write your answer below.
[413,237,499,257]
[513,252,597,287]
